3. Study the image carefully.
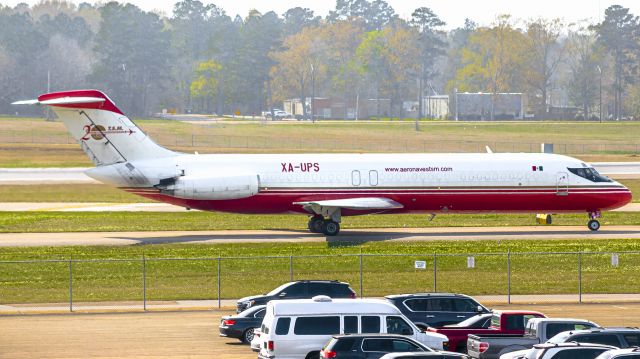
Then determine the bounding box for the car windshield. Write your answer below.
[567,167,612,182]
[267,283,293,296]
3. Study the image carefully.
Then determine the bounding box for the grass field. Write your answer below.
[1,238,640,303]
[1,211,639,233]
[1,117,640,167]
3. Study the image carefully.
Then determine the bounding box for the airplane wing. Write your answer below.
[294,197,403,211]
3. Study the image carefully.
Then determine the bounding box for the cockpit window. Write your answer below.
[567,167,612,182]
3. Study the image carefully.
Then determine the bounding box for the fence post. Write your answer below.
[217,256,221,309]
[359,253,364,298]
[578,252,582,303]
[433,253,437,292]
[289,255,293,282]
[507,250,511,304]
[142,255,147,311]
[69,258,73,312]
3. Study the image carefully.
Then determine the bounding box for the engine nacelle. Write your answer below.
[167,174,259,200]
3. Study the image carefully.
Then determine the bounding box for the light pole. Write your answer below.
[597,65,602,123]
[310,63,315,123]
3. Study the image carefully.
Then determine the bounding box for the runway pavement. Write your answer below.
[2,225,640,247]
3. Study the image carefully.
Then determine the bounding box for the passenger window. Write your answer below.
[391,339,422,352]
[282,283,306,297]
[361,316,381,333]
[454,299,478,312]
[308,283,329,296]
[294,316,340,335]
[352,170,361,186]
[573,334,621,347]
[275,317,290,335]
[429,299,455,312]
[362,338,392,352]
[623,334,640,346]
[255,309,266,318]
[386,316,414,335]
[344,316,358,334]
[404,299,427,312]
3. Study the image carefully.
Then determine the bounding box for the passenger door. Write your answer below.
[452,298,483,324]
[556,172,569,196]
[426,298,457,326]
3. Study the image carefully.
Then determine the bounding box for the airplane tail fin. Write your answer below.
[13,90,176,166]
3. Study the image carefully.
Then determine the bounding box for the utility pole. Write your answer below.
[597,65,603,123]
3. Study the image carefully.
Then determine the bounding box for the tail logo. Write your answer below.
[81,124,135,141]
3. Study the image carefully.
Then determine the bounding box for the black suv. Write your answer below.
[385,293,489,328]
[548,327,640,348]
[320,334,468,359]
[236,280,356,313]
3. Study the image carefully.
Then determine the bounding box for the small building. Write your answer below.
[404,96,450,119]
[455,92,527,120]
[282,97,390,120]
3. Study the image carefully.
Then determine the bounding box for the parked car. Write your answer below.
[467,317,600,358]
[595,347,640,359]
[441,314,493,330]
[320,334,468,359]
[428,310,546,353]
[236,280,356,313]
[546,328,640,348]
[257,296,448,359]
[500,342,617,359]
[385,293,490,328]
[219,304,266,343]
[380,353,471,359]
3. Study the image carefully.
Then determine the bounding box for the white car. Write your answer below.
[258,296,448,359]
[596,348,640,359]
[501,342,618,359]
[250,327,262,352]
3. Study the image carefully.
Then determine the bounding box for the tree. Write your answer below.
[523,18,567,114]
[592,5,638,119]
[410,7,446,118]
[282,7,320,36]
[565,29,603,120]
[454,15,527,119]
[190,60,221,112]
[329,0,396,31]
[91,3,171,115]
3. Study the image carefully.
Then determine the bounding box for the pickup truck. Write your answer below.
[466,317,599,359]
[426,310,546,353]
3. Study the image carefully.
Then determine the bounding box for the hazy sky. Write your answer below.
[4,0,640,28]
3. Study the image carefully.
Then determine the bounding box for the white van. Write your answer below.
[258,296,448,359]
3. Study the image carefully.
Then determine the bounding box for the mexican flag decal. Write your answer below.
[532,165,544,171]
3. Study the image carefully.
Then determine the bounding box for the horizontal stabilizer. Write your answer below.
[12,97,105,106]
[294,197,403,210]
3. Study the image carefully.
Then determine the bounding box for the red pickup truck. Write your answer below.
[426,310,546,353]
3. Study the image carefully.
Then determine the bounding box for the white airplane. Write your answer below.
[14,90,632,236]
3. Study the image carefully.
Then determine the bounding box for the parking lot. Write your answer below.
[1,303,639,359]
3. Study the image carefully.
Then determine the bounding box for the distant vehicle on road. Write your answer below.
[385,293,490,328]
[236,280,356,313]
[219,304,266,343]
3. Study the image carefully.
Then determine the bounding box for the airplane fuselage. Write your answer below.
[87,152,632,216]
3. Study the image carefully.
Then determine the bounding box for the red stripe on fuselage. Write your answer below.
[122,187,632,216]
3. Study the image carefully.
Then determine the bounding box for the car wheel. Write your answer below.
[242,328,254,344]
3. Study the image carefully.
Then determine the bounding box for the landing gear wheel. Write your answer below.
[588,219,600,231]
[241,328,254,344]
[322,220,340,236]
[308,216,324,233]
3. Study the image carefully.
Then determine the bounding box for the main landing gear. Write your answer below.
[308,215,341,236]
[588,210,602,231]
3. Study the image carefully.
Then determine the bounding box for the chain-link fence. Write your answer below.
[1,131,639,154]
[1,251,639,312]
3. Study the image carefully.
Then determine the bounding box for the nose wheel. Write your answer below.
[587,211,602,231]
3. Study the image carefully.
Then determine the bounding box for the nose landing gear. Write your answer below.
[587,210,602,231]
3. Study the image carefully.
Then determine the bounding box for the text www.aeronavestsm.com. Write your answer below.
[385,166,453,173]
